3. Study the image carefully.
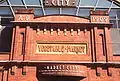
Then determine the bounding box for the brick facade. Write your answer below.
[0,9,120,81]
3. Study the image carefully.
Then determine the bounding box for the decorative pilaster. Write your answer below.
[90,28,95,62]
[93,27,98,62]
[12,26,20,60]
[104,27,113,61]
[24,26,31,60]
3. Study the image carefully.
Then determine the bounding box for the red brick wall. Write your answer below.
[0,9,120,81]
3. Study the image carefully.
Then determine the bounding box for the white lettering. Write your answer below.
[61,0,64,6]
[52,0,56,6]
[57,0,60,6]
[18,15,23,21]
[99,17,103,22]
[51,0,70,6]
[26,15,30,21]
[93,17,97,22]
[65,0,69,6]
[92,16,108,23]
[103,17,107,22]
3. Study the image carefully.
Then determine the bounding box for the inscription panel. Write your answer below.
[44,0,77,7]
[36,43,87,54]
[38,64,87,77]
[91,16,109,23]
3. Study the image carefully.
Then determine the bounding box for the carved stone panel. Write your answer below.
[38,64,87,77]
[36,43,87,54]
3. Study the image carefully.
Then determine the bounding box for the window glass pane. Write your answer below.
[118,20,120,28]
[24,0,40,5]
[75,0,80,6]
[34,8,43,16]
[0,7,12,15]
[9,0,23,5]
[13,7,25,11]
[110,20,117,28]
[0,1,8,5]
[45,8,59,15]
[81,0,97,6]
[78,9,90,17]
[112,2,120,8]
[62,8,76,15]
[111,28,120,55]
[110,16,116,20]
[1,17,13,25]
[109,9,117,17]
[97,0,111,8]
[116,10,120,19]
[110,9,120,19]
